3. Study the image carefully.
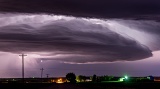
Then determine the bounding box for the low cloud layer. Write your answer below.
[0,14,154,63]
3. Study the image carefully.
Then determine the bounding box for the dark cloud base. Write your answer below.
[0,0,160,20]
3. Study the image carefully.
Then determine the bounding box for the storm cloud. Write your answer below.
[0,0,160,20]
[0,14,154,63]
[0,0,160,78]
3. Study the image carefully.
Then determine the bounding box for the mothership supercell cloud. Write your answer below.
[0,0,160,77]
[0,14,157,63]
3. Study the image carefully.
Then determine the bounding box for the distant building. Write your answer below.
[51,77,67,83]
[153,76,160,82]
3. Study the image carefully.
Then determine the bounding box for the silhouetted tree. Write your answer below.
[92,74,97,82]
[66,72,76,83]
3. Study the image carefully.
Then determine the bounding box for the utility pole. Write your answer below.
[46,74,49,83]
[19,54,27,83]
[40,68,44,78]
[40,68,44,83]
[46,74,49,78]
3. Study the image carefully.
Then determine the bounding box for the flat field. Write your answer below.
[0,82,160,89]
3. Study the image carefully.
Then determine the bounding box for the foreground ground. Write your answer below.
[0,82,160,89]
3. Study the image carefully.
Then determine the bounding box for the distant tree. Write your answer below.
[77,75,87,82]
[81,75,87,82]
[77,75,83,82]
[92,74,97,82]
[66,72,76,83]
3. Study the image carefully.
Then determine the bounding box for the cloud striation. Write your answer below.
[0,14,153,63]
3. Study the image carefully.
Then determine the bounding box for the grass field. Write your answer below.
[0,82,160,89]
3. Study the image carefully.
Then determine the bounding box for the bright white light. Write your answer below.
[124,76,128,79]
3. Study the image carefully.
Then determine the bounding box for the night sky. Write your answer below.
[0,0,160,78]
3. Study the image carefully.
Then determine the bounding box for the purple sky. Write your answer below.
[0,0,160,78]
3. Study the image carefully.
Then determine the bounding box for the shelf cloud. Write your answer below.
[0,14,154,63]
[0,0,160,63]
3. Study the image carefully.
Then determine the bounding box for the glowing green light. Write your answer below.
[119,78,125,81]
[124,76,128,79]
